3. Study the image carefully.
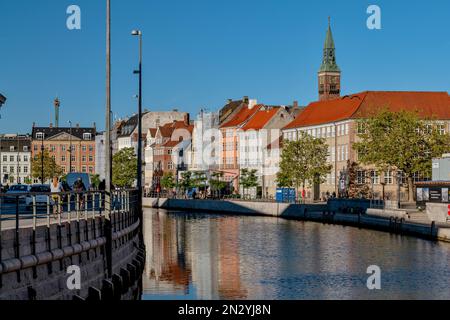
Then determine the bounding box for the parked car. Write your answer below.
[25,185,54,210]
[3,184,30,203]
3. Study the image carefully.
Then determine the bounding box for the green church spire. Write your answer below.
[319,17,340,73]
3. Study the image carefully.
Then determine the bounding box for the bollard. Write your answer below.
[87,287,102,301]
[112,274,123,300]
[101,279,115,301]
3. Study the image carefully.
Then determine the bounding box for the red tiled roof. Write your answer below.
[241,107,280,130]
[284,91,450,129]
[220,105,262,128]
[162,140,181,148]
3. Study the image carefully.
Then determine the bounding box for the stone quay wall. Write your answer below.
[0,210,145,300]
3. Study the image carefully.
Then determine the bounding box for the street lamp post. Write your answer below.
[41,133,44,184]
[131,29,143,237]
[68,121,72,173]
[104,0,113,278]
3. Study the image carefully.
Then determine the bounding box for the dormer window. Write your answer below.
[10,146,15,151]
[23,146,28,152]
[36,132,44,140]
[83,133,92,140]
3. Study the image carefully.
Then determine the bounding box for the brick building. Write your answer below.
[31,124,97,180]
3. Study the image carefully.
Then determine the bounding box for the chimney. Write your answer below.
[184,113,190,125]
[76,123,80,128]
[93,122,96,130]
[293,101,299,108]
[248,99,258,109]
[49,123,53,128]
[243,96,249,104]
[32,122,35,128]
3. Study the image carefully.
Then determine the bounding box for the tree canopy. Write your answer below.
[160,172,176,190]
[353,109,450,201]
[240,168,259,197]
[277,132,331,190]
[112,147,137,188]
[31,149,63,182]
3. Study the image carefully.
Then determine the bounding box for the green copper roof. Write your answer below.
[324,24,335,49]
[319,19,340,73]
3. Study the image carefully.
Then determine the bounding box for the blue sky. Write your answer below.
[0,0,449,132]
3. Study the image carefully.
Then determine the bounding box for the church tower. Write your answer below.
[318,18,341,101]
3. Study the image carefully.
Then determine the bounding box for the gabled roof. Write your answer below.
[241,107,280,131]
[284,91,450,129]
[220,105,262,128]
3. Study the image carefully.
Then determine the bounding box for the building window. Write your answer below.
[82,146,87,152]
[168,162,174,170]
[89,155,93,162]
[23,146,28,152]
[34,145,38,151]
[89,167,94,174]
[82,166,87,173]
[10,156,14,162]
[357,170,366,184]
[2,156,6,162]
[36,132,44,140]
[370,170,380,184]
[89,145,94,152]
[71,155,76,162]
[61,145,66,152]
[82,156,86,162]
[2,166,6,173]
[10,166,14,173]
[83,133,92,140]
[384,171,393,185]
[52,155,56,161]
[50,145,56,152]
[168,149,172,155]
[10,146,15,151]
[61,155,66,162]
[71,166,76,173]
[62,166,66,173]
[23,166,28,174]
[23,155,28,162]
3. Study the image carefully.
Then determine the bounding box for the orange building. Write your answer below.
[31,124,97,180]
[219,101,262,191]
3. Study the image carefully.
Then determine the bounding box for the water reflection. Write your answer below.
[142,208,450,300]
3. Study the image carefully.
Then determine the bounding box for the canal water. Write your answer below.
[142,208,450,300]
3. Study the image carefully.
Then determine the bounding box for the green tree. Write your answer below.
[353,109,450,202]
[90,174,101,190]
[160,172,176,190]
[209,172,227,198]
[178,171,194,193]
[277,132,331,196]
[112,147,137,188]
[192,171,208,189]
[31,149,63,182]
[240,168,259,198]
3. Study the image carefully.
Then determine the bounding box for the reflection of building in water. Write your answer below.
[218,217,247,299]
[187,218,220,299]
[143,212,191,295]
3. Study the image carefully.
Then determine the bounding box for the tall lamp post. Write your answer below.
[131,29,143,237]
[41,133,44,184]
[104,0,113,278]
[68,121,72,173]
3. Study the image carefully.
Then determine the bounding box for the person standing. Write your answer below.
[50,176,63,219]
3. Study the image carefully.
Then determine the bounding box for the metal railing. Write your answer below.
[0,189,138,231]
